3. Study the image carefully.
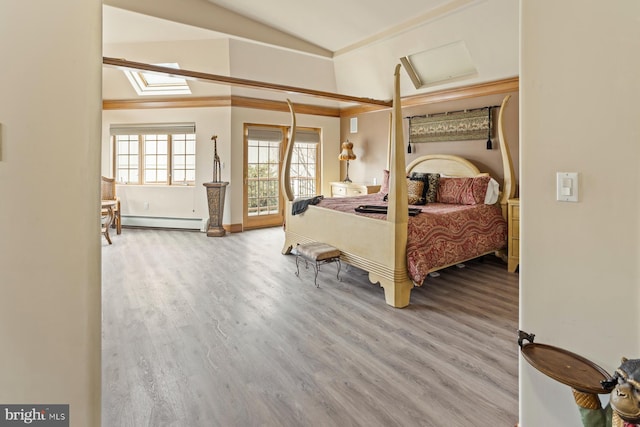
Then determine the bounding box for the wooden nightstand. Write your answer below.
[330,182,381,198]
[508,198,520,273]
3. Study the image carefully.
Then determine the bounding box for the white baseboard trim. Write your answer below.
[122,216,207,232]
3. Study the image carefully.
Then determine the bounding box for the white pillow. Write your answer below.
[484,178,500,204]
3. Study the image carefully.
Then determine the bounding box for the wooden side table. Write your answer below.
[330,181,380,198]
[507,198,520,273]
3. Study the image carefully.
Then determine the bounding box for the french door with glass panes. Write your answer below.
[243,124,320,229]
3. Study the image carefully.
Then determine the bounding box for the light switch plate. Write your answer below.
[557,172,579,202]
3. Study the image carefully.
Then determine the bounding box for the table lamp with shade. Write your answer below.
[338,140,356,183]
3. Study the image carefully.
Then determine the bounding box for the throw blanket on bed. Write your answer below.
[292,195,324,215]
[318,193,507,284]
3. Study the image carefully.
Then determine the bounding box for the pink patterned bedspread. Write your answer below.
[317,193,507,284]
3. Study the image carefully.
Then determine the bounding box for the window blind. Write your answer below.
[294,129,320,144]
[246,127,319,144]
[110,122,196,135]
[247,126,283,142]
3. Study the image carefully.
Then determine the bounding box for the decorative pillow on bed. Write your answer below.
[406,178,425,205]
[436,175,491,205]
[409,172,440,204]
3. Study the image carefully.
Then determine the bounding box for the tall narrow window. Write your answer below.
[247,137,281,217]
[116,135,139,184]
[144,134,169,184]
[172,133,196,183]
[290,130,320,199]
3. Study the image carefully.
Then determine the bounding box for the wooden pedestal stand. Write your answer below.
[203,181,229,237]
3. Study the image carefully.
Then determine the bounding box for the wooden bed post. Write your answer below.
[281,99,297,255]
[368,64,414,308]
[386,112,392,170]
[282,99,296,204]
[497,95,515,219]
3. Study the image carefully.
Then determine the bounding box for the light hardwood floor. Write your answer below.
[102,227,519,427]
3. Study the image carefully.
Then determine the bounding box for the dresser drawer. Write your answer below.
[511,205,520,220]
[511,240,519,257]
[330,182,380,198]
[512,219,519,239]
[507,198,520,273]
[345,187,365,196]
[331,185,348,196]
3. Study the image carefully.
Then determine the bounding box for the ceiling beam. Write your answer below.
[102,95,341,117]
[103,57,392,107]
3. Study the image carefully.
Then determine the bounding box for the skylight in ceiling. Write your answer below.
[400,41,477,89]
[124,63,191,96]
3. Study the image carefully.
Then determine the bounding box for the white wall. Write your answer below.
[103,38,231,99]
[333,0,519,100]
[228,38,337,106]
[0,0,102,425]
[520,1,640,425]
[102,107,231,227]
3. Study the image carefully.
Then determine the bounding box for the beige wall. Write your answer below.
[520,1,640,425]
[341,90,520,190]
[228,38,337,103]
[0,0,102,425]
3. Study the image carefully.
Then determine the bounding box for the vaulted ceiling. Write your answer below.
[103,0,519,107]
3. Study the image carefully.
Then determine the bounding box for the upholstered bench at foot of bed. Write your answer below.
[293,242,341,287]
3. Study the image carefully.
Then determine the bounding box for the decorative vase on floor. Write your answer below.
[203,181,229,237]
[204,135,228,237]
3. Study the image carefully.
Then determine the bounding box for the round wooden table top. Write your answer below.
[521,343,613,394]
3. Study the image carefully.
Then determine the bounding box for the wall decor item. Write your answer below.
[212,135,222,182]
[408,106,499,144]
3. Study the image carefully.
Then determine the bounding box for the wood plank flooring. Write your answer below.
[102,227,519,427]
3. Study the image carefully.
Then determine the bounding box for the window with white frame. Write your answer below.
[123,63,192,96]
[110,123,196,185]
[289,129,320,199]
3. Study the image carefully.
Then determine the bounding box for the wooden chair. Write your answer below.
[101,176,121,235]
